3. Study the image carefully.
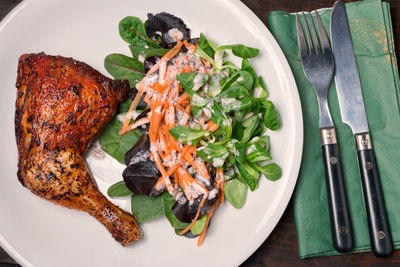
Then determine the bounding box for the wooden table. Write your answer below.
[1,0,399,266]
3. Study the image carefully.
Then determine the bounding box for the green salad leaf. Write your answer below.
[254,163,282,181]
[107,181,132,197]
[131,194,164,223]
[104,54,145,87]
[224,179,247,209]
[119,16,159,48]
[99,116,142,164]
[169,126,209,146]
[162,192,190,229]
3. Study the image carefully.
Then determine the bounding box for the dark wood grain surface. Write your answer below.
[1,0,399,266]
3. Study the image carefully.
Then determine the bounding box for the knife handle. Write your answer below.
[320,127,353,252]
[355,133,393,257]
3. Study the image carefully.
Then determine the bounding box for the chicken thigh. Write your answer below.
[15,53,141,246]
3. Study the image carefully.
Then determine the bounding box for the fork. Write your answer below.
[296,11,353,253]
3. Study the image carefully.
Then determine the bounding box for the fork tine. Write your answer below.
[307,12,321,54]
[295,14,307,56]
[301,12,313,54]
[315,11,331,53]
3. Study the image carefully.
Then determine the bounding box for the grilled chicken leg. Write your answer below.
[15,53,141,246]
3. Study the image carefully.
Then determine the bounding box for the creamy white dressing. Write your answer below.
[253,87,263,98]
[166,28,184,41]
[246,144,257,155]
[236,76,244,82]
[212,157,224,167]
[243,112,254,120]
[192,94,204,104]
[202,107,212,120]
[145,73,159,85]
[129,150,150,165]
[192,73,205,91]
[138,54,145,63]
[220,97,236,106]
[154,106,162,114]
[195,173,211,187]
[208,188,219,199]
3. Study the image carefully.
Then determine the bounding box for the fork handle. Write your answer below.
[320,127,353,252]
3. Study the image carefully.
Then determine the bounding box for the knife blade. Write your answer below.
[331,1,393,257]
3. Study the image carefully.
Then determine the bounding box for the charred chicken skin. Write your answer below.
[15,53,141,246]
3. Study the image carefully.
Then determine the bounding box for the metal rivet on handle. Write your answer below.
[330,156,338,165]
[366,162,373,170]
[377,231,385,239]
[339,226,348,234]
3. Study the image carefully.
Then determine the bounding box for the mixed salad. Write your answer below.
[99,12,282,245]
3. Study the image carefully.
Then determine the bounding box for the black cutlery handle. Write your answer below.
[355,133,392,257]
[320,127,353,252]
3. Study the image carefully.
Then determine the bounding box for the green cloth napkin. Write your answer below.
[268,0,400,258]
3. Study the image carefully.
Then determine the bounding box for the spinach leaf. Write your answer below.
[129,45,168,59]
[206,71,228,97]
[232,141,246,165]
[253,76,269,98]
[119,16,158,47]
[241,59,256,80]
[241,115,259,143]
[210,103,232,145]
[99,116,142,164]
[220,84,249,98]
[107,181,132,197]
[248,135,270,150]
[217,44,259,58]
[169,126,209,145]
[190,216,207,235]
[237,161,260,191]
[198,33,216,58]
[162,192,189,229]
[220,97,252,112]
[220,72,240,93]
[118,98,134,113]
[231,44,259,58]
[224,179,248,209]
[246,143,272,163]
[131,194,164,223]
[196,144,229,167]
[176,72,208,91]
[261,100,281,130]
[104,54,145,87]
[254,163,282,181]
[236,70,254,90]
[232,122,244,140]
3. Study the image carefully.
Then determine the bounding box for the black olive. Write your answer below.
[144,55,161,73]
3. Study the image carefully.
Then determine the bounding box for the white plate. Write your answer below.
[0,0,302,266]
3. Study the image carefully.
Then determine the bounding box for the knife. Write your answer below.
[331,1,393,257]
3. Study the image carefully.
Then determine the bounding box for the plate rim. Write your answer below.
[0,0,303,266]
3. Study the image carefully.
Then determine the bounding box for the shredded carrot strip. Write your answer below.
[197,198,220,246]
[183,40,196,51]
[176,92,189,106]
[119,87,145,135]
[180,196,207,235]
[206,120,220,132]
